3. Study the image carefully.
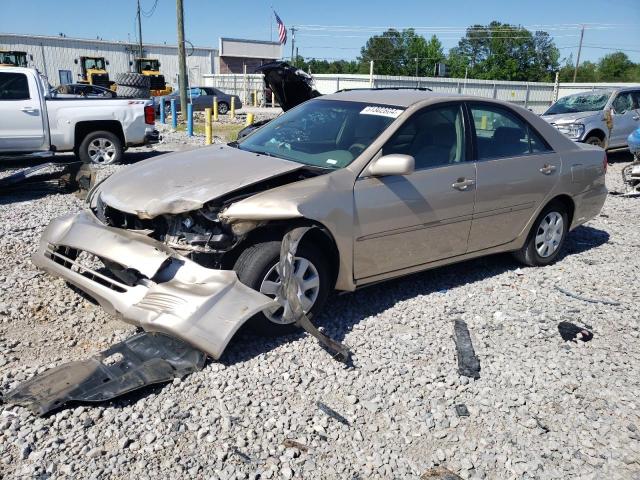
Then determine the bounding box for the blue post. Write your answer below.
[170,99,177,130]
[187,103,193,136]
[159,98,165,124]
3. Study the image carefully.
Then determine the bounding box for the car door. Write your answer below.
[466,102,560,252]
[609,91,640,147]
[193,88,210,111]
[353,103,476,280]
[0,71,47,152]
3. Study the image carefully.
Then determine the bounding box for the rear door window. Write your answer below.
[470,104,551,159]
[0,72,30,100]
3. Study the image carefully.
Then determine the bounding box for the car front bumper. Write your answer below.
[32,210,273,359]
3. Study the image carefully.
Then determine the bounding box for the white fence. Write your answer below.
[203,72,640,114]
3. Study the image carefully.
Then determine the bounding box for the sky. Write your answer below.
[1,0,639,64]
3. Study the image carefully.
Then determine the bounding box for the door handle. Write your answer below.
[540,164,556,175]
[451,178,475,191]
[21,106,39,113]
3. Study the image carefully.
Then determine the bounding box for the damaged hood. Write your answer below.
[97,145,302,218]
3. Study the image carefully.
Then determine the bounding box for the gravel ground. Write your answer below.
[0,136,639,479]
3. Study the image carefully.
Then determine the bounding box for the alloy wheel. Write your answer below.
[88,138,117,164]
[535,211,564,258]
[259,257,320,324]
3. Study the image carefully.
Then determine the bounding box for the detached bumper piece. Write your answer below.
[3,332,205,416]
[0,162,95,198]
[621,162,640,197]
[280,227,351,363]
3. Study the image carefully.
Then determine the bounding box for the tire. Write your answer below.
[114,72,150,88]
[585,136,605,148]
[514,201,569,267]
[218,102,229,115]
[116,85,150,99]
[233,239,331,335]
[77,130,123,165]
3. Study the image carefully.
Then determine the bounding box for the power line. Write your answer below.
[141,0,158,17]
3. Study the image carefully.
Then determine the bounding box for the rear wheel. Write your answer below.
[233,240,331,335]
[514,201,568,266]
[78,130,123,165]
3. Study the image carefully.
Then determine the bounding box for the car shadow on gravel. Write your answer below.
[607,150,634,163]
[223,225,610,364]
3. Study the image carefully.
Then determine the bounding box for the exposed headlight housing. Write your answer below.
[555,123,585,140]
[229,220,263,236]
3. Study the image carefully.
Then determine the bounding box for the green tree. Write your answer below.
[359,28,405,75]
[447,21,559,81]
[598,52,634,81]
[405,33,445,76]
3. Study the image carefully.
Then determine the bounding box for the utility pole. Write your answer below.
[573,25,585,83]
[290,26,296,63]
[176,0,188,118]
[137,0,143,59]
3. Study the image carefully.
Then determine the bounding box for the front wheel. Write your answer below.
[77,130,123,165]
[585,136,605,148]
[218,102,229,115]
[514,202,568,266]
[233,239,331,335]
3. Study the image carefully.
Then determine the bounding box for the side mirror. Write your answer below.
[368,154,415,177]
[106,60,110,66]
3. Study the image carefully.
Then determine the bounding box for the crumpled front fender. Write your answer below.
[32,210,274,359]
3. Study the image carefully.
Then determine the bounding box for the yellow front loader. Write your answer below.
[0,50,29,67]
[77,56,114,89]
[134,58,172,96]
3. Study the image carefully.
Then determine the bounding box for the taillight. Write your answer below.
[144,105,155,125]
[603,152,608,174]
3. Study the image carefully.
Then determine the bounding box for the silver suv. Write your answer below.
[542,88,640,149]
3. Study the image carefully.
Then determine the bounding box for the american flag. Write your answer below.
[274,10,287,45]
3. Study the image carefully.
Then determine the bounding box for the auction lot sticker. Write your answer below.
[360,106,404,118]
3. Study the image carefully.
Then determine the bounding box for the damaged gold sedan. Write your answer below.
[32,89,608,360]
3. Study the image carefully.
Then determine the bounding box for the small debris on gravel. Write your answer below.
[558,321,594,343]
[453,319,481,379]
[0,131,638,478]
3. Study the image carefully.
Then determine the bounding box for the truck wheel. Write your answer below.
[585,136,604,148]
[114,73,150,88]
[514,201,568,267]
[78,131,123,165]
[116,85,150,99]
[233,240,331,335]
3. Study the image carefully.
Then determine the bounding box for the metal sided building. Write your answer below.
[216,37,282,74]
[0,33,217,87]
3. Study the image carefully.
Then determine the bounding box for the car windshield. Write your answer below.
[544,92,611,115]
[237,99,402,169]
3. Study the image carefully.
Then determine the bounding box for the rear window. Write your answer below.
[0,72,30,100]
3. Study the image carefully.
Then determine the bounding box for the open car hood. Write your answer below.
[256,61,321,111]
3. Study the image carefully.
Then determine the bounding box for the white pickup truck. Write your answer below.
[0,67,159,164]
